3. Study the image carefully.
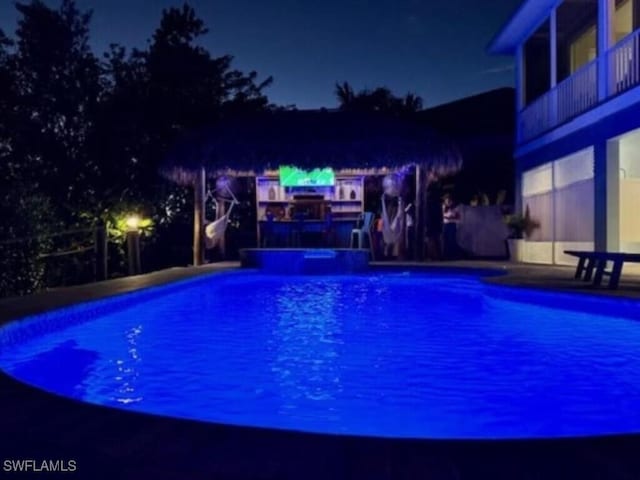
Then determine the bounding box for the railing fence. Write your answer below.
[0,225,108,297]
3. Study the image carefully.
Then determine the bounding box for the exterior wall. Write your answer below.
[515,99,640,263]
[520,148,595,264]
[513,0,640,144]
[495,1,640,264]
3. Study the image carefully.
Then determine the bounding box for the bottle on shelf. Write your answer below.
[350,189,356,200]
[268,185,276,200]
[339,185,345,200]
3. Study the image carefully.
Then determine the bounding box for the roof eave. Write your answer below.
[487,0,560,55]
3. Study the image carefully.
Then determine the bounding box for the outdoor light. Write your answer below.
[126,214,141,231]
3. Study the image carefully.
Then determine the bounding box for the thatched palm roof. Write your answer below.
[161,109,462,184]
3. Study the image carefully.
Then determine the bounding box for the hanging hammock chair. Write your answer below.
[204,185,239,249]
[381,194,405,257]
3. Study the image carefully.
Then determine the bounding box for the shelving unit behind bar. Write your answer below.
[255,174,365,246]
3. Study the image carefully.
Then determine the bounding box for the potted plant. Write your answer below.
[504,207,539,261]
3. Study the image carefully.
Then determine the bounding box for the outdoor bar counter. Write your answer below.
[259,218,359,248]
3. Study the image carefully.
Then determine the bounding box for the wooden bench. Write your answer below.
[564,250,640,289]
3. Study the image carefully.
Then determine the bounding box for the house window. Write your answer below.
[570,26,597,73]
[617,132,640,254]
[524,20,551,105]
[614,0,633,43]
[521,148,595,265]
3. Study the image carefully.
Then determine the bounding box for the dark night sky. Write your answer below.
[0,0,521,109]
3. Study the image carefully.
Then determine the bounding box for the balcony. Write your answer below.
[518,28,640,144]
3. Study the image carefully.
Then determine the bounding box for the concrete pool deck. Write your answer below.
[1,260,640,479]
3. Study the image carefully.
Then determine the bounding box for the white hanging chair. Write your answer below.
[381,194,405,257]
[204,184,238,250]
[381,194,404,246]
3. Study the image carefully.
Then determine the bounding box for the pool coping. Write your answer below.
[2,260,640,479]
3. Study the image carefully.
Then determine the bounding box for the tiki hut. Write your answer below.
[161,109,462,264]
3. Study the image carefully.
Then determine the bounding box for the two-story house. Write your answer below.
[489,0,640,268]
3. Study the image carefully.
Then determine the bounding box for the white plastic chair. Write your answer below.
[350,211,374,258]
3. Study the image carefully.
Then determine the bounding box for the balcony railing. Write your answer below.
[556,60,597,125]
[518,28,640,144]
[608,28,640,96]
[518,90,553,141]
[519,60,597,143]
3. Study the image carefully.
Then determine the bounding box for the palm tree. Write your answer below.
[335,81,355,110]
[402,93,423,113]
[335,83,424,116]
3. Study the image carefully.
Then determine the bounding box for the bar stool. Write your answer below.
[261,215,274,247]
[322,211,336,247]
[290,213,305,247]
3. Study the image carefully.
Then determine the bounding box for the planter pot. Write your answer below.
[507,238,524,262]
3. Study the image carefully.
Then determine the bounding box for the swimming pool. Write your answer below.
[1,269,640,440]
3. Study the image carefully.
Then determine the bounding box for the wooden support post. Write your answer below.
[94,222,108,281]
[414,165,423,261]
[193,166,206,266]
[127,230,141,275]
[218,197,226,259]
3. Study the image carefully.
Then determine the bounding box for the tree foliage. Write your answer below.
[0,28,14,170]
[9,0,101,214]
[0,1,273,296]
[335,81,423,115]
[93,4,272,205]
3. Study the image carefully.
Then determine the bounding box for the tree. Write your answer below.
[0,1,103,296]
[9,0,101,219]
[335,81,355,108]
[104,5,266,175]
[93,3,273,267]
[335,81,424,115]
[0,1,275,293]
[97,3,273,193]
[402,93,423,112]
[145,4,272,130]
[0,28,14,172]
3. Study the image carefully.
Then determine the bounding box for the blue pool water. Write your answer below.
[1,270,640,439]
